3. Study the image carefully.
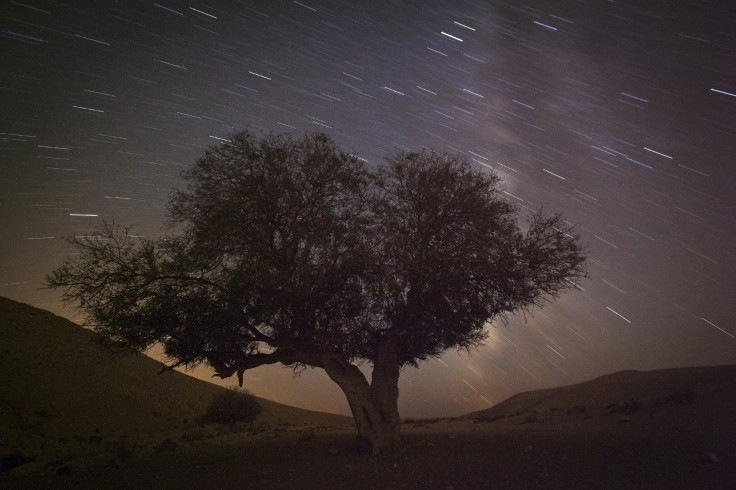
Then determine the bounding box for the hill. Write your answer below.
[2,296,734,489]
[0,296,351,474]
[466,364,736,423]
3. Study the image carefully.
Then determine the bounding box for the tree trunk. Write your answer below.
[321,333,402,455]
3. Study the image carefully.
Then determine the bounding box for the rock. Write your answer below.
[0,451,35,473]
[300,428,316,441]
[327,447,339,455]
[706,452,719,464]
[9,461,40,478]
[155,438,178,453]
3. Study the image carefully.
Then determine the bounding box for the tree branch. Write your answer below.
[157,359,189,375]
[213,348,322,387]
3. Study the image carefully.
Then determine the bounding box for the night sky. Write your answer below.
[2,0,735,418]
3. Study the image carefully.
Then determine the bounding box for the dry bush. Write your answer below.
[200,387,261,424]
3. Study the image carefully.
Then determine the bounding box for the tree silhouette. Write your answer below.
[47,131,587,454]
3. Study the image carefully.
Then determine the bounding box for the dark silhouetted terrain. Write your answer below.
[2,296,734,489]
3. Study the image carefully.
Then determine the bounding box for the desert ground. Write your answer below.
[2,296,734,489]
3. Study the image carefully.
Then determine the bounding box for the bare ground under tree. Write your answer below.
[6,367,735,489]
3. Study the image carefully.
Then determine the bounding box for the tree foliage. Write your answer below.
[47,131,587,454]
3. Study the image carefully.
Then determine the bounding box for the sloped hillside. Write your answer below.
[2,298,735,489]
[0,296,351,472]
[466,364,736,423]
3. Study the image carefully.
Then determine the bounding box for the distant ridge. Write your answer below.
[466,364,736,420]
[0,296,351,464]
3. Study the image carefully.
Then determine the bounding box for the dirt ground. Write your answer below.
[2,299,734,489]
[5,406,734,490]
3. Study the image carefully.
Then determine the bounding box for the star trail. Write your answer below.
[1,0,735,417]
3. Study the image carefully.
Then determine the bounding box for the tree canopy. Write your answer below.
[47,131,587,454]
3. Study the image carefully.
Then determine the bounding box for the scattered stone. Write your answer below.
[155,438,178,453]
[0,451,35,472]
[327,447,339,455]
[8,461,39,477]
[524,445,533,453]
[300,428,316,441]
[706,452,719,464]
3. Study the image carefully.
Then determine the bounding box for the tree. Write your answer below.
[46,131,587,454]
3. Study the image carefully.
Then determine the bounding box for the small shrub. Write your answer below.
[154,438,178,453]
[653,389,697,407]
[405,418,440,427]
[473,414,506,423]
[180,429,207,442]
[299,428,316,441]
[567,404,587,414]
[0,452,35,472]
[113,440,134,461]
[522,412,538,424]
[201,387,262,424]
[606,399,640,414]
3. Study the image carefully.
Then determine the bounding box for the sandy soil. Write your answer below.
[5,398,734,490]
[2,298,734,489]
